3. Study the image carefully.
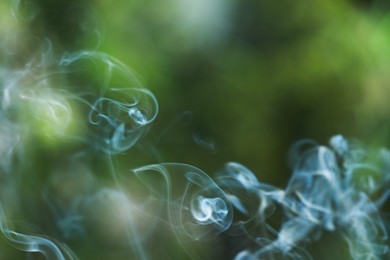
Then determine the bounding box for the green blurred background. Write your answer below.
[45,0,390,185]
[3,0,390,259]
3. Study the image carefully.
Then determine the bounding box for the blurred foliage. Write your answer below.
[3,0,390,259]
[75,0,390,184]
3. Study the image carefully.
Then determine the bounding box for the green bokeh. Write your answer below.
[3,0,390,259]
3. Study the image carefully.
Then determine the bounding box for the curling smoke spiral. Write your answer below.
[0,1,388,259]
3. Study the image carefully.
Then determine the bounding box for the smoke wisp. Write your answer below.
[0,1,389,259]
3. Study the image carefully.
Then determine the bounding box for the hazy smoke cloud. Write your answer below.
[0,1,388,260]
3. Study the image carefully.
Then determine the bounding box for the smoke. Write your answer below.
[130,136,390,259]
[222,140,386,258]
[0,1,389,260]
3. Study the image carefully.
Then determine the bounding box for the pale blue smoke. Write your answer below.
[0,28,158,260]
[0,202,76,260]
[58,51,159,154]
[1,2,389,259]
[1,32,388,260]
[133,136,390,259]
[133,163,233,241]
[220,135,389,259]
[88,88,158,154]
[191,196,228,225]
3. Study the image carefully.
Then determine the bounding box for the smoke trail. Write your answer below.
[0,1,389,259]
[57,51,159,154]
[0,3,158,259]
[133,163,233,240]
[0,201,76,259]
[131,136,390,259]
[88,87,158,154]
[211,136,388,259]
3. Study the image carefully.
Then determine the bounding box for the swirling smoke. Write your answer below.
[0,1,389,260]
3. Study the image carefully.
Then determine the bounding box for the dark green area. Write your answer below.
[6,0,390,259]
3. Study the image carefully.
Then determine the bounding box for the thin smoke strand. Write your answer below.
[0,20,157,259]
[2,29,390,260]
[132,163,234,259]
[223,135,389,259]
[1,37,389,259]
[133,136,390,259]
[3,53,390,259]
[0,29,75,258]
[1,2,390,260]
